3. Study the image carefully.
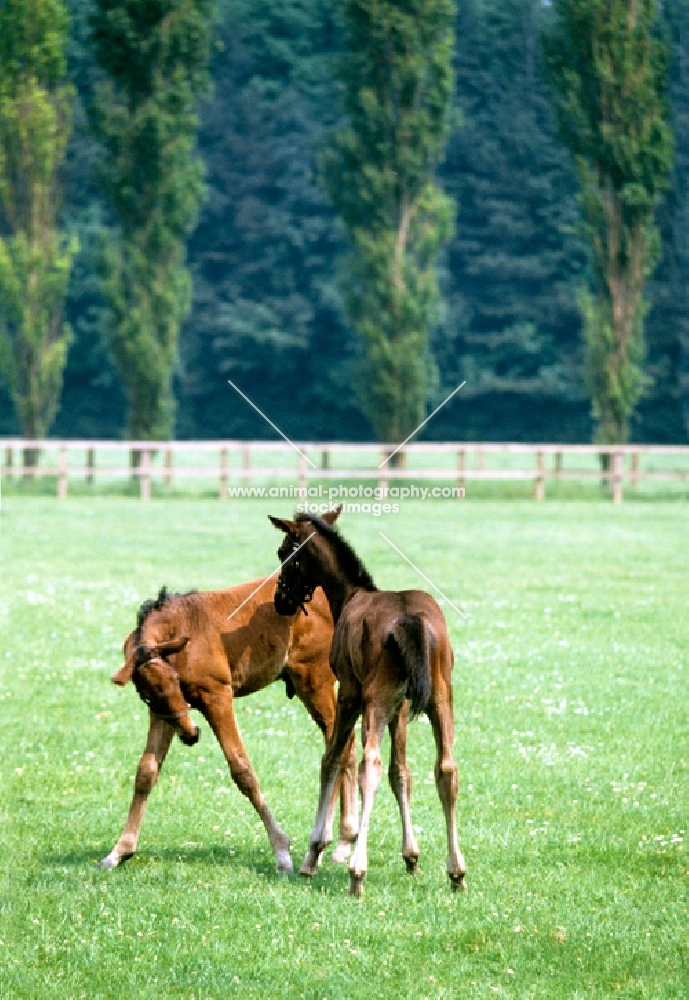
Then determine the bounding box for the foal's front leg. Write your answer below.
[289,670,359,863]
[99,713,175,868]
[329,731,358,864]
[347,703,388,896]
[202,688,293,874]
[300,692,361,877]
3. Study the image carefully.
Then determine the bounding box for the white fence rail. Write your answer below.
[2,439,689,502]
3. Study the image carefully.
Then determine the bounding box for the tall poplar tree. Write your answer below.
[545,0,673,443]
[0,0,76,452]
[90,0,215,440]
[322,0,456,447]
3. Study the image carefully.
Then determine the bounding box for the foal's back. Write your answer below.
[137,580,333,699]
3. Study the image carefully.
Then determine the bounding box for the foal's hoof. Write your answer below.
[449,872,467,892]
[348,874,365,897]
[275,851,294,876]
[98,851,131,870]
[299,858,319,878]
[404,855,419,874]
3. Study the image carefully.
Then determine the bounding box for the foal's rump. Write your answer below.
[385,612,434,717]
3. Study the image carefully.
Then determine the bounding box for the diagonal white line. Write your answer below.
[228,379,317,468]
[227,532,316,622]
[378,380,466,468]
[378,532,467,620]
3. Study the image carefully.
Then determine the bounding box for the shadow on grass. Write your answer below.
[43,842,352,891]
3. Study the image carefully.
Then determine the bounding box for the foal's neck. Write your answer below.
[317,573,352,625]
[314,555,372,625]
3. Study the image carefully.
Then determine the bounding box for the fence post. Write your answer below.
[219,447,228,500]
[57,446,68,499]
[86,447,95,485]
[4,447,12,478]
[535,450,544,501]
[140,449,151,501]
[630,451,639,489]
[554,451,562,478]
[612,451,623,504]
[320,448,330,471]
[457,449,465,495]
[242,446,250,485]
[165,447,173,486]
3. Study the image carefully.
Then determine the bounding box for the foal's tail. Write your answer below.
[385,614,433,718]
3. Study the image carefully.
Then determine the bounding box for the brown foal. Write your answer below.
[100,579,358,874]
[270,508,467,896]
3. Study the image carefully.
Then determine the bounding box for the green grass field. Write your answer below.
[0,498,686,998]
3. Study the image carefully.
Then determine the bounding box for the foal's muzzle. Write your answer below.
[274,583,299,617]
[275,565,315,617]
[179,725,200,747]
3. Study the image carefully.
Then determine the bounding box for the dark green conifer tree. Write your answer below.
[436,0,588,442]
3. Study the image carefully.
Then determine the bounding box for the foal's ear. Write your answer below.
[321,504,343,525]
[112,654,136,686]
[111,631,139,686]
[111,660,134,686]
[269,515,299,536]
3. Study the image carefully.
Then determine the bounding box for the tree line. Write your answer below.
[0,0,687,448]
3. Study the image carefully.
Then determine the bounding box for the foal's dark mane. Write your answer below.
[135,586,197,639]
[296,513,377,592]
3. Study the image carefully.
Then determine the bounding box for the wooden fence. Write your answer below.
[2,439,689,502]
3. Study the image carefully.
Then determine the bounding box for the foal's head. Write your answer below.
[269,508,342,616]
[112,633,200,746]
[269,506,376,619]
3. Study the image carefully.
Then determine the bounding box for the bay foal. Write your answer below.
[100,579,358,874]
[270,509,466,895]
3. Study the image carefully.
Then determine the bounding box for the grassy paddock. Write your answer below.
[0,498,686,999]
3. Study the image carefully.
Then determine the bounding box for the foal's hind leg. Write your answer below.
[99,713,175,869]
[388,701,420,873]
[202,688,293,875]
[426,688,467,891]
